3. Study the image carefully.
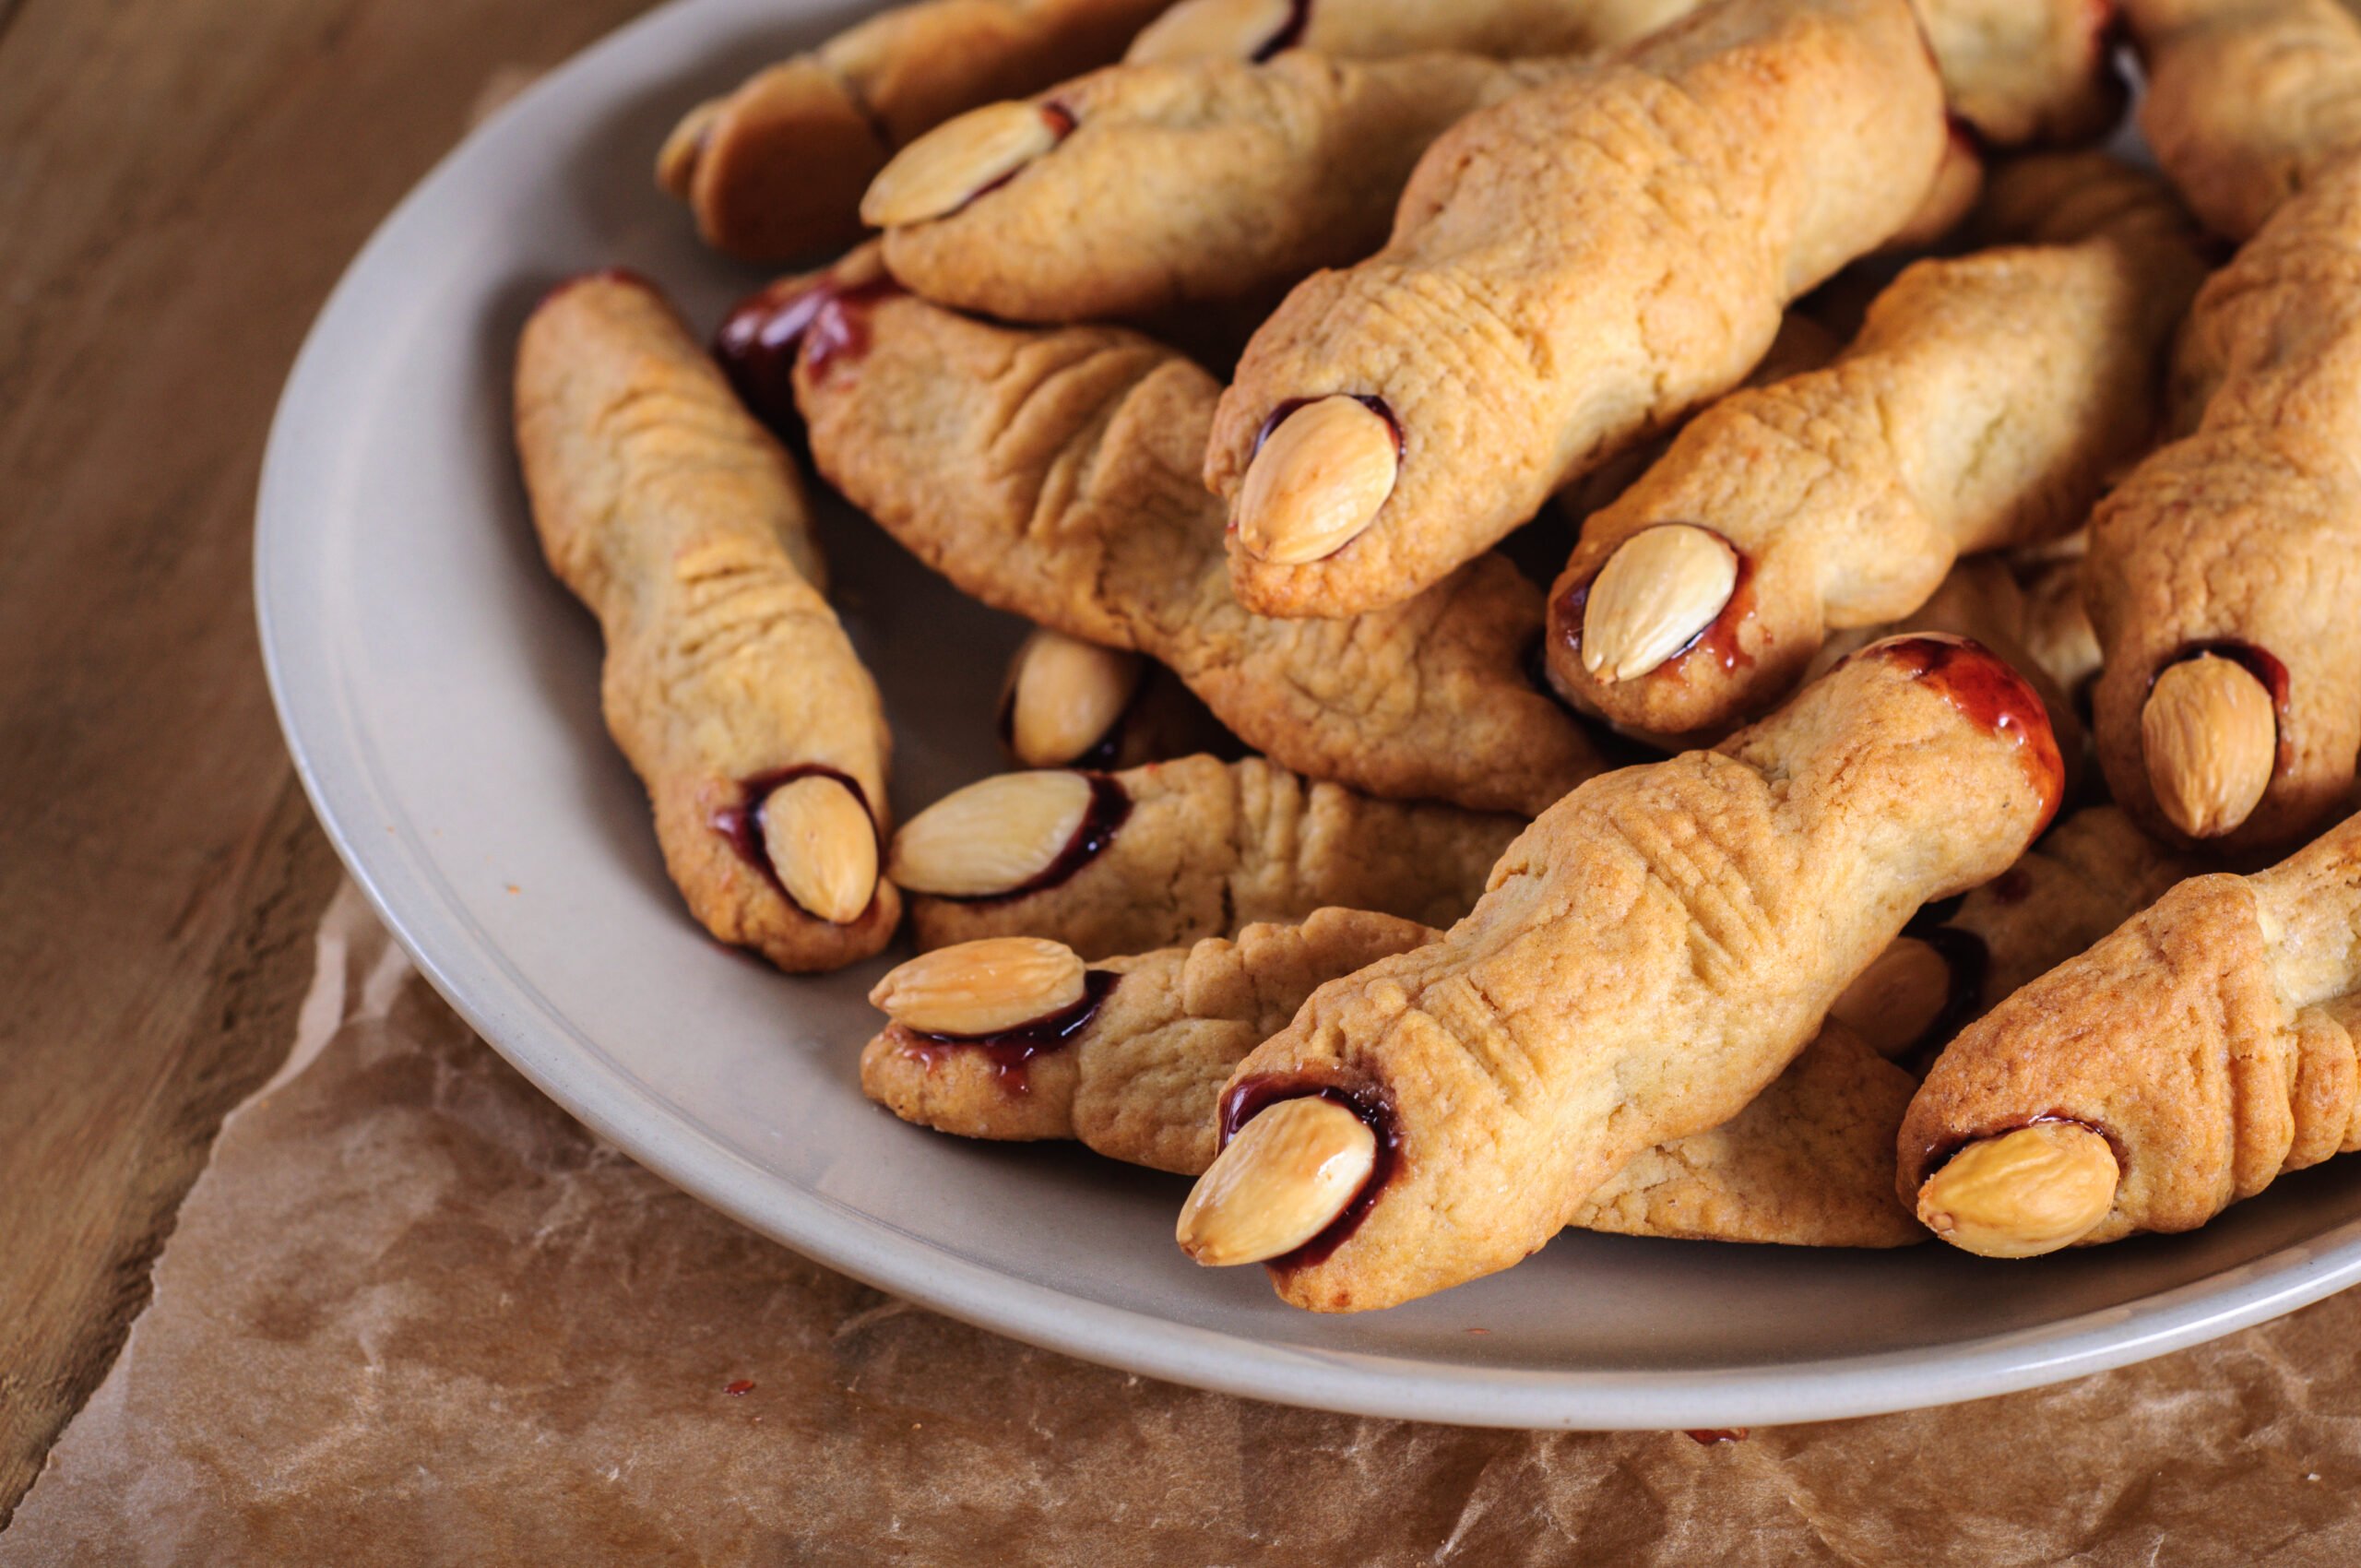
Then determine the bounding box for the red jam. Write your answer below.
[901,969,1119,1091]
[1686,1429,1749,1445]
[935,774,1133,904]
[1216,1076,1399,1269]
[712,765,880,920]
[1868,635,2063,833]
[1550,524,1757,686]
[1250,0,1312,59]
[714,269,905,422]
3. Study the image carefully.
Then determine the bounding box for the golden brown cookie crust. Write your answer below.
[1204,0,1947,621]
[513,273,900,971]
[778,280,1602,816]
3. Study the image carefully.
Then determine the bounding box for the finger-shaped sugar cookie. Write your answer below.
[887,754,1521,958]
[1544,153,2206,742]
[867,52,1533,324]
[1175,634,2061,1310]
[1127,0,1690,65]
[515,273,899,970]
[1900,808,2361,1257]
[737,271,1602,815]
[996,628,1230,769]
[1830,804,2200,1060]
[2129,0,2361,241]
[2085,150,2361,849]
[1204,0,1948,620]
[864,919,1920,1244]
[657,0,1171,259]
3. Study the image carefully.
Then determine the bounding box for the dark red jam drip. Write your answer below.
[1869,635,2064,832]
[1686,1429,1749,1445]
[711,765,880,920]
[714,271,906,425]
[1216,1076,1400,1269]
[2155,640,2292,774]
[903,968,1119,1091]
[1914,1111,2118,1192]
[1550,524,1758,685]
[1894,920,1989,1067]
[939,774,1133,904]
[1250,0,1313,59]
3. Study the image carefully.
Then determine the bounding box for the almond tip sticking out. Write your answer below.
[1916,1123,2118,1258]
[869,936,1088,1037]
[1175,1098,1375,1266]
[2142,654,2276,839]
[1125,0,1297,63]
[657,98,723,196]
[1005,630,1144,767]
[860,101,1064,229]
[1827,936,1953,1058]
[761,775,878,924]
[887,770,1096,897]
[1233,398,1399,566]
[1579,524,1739,683]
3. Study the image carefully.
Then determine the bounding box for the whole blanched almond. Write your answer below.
[869,936,1089,1037]
[2142,654,2276,838]
[1916,1123,2118,1258]
[888,770,1096,897]
[860,101,1066,229]
[1124,0,1296,63]
[761,775,878,924]
[1175,1097,1375,1266]
[1005,628,1144,767]
[1827,936,1953,1058]
[1580,523,1739,683]
[1233,397,1400,565]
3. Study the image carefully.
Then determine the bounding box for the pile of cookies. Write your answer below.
[513,0,2361,1313]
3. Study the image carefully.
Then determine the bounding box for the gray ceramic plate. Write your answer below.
[255,0,2361,1428]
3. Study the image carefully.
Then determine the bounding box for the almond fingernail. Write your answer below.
[1580,524,1739,683]
[1004,629,1144,767]
[2142,653,2275,838]
[761,775,878,924]
[1234,397,1400,565]
[657,97,722,197]
[888,770,1096,897]
[1124,0,1296,62]
[1916,1123,2118,1258]
[1828,937,1954,1058]
[1176,1098,1374,1266]
[860,101,1067,228]
[869,936,1088,1037]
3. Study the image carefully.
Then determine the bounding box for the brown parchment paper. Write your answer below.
[6,884,2359,1566]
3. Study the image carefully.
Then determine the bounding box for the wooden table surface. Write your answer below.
[0,0,662,1521]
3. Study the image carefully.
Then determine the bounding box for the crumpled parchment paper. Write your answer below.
[5,883,2357,1566]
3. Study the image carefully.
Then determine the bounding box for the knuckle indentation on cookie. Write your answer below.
[759,774,880,924]
[2142,653,2278,839]
[861,101,1072,228]
[1004,629,1144,767]
[1579,523,1742,683]
[1234,396,1401,564]
[1175,1097,1374,1265]
[888,770,1112,897]
[869,936,1089,1037]
[1916,1123,2118,1258]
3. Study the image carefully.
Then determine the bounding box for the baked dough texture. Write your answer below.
[2130,0,2361,241]
[865,909,1919,1244]
[1900,808,2361,1244]
[905,754,1522,958]
[779,277,1602,816]
[657,0,1172,258]
[1545,153,2205,741]
[513,273,900,971]
[1212,634,2059,1310]
[2085,148,2361,849]
[1204,0,1948,620]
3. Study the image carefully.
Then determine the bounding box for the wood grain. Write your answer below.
[0,0,656,1521]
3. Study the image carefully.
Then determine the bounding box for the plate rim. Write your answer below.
[253,0,2361,1430]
